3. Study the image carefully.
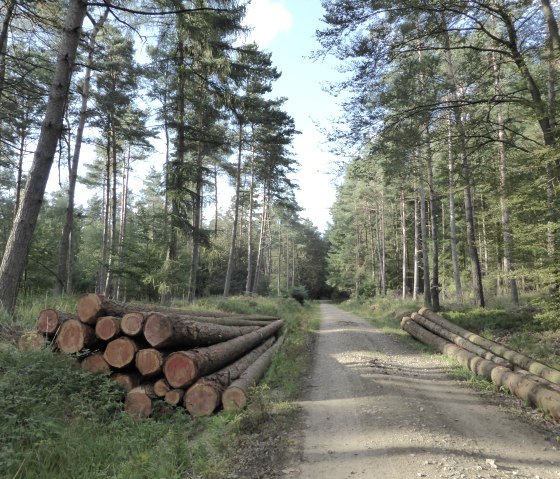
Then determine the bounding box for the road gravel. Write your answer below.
[291,303,559,479]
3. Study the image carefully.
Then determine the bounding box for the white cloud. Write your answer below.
[243,0,293,47]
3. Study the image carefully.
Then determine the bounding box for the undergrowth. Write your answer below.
[0,295,318,479]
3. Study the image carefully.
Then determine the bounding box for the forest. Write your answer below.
[1,0,560,326]
[0,0,330,315]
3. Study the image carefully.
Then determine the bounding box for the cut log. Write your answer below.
[222,335,285,412]
[410,312,512,369]
[419,308,560,385]
[37,309,77,336]
[164,319,283,389]
[81,352,110,374]
[182,315,274,327]
[103,337,141,369]
[120,312,146,337]
[56,319,98,353]
[143,312,260,349]
[124,384,157,418]
[164,388,185,406]
[111,372,141,392]
[77,293,143,325]
[135,348,166,378]
[95,316,121,341]
[184,336,276,416]
[154,378,171,397]
[401,317,560,421]
[18,331,47,352]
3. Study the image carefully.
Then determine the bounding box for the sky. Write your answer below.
[241,0,343,232]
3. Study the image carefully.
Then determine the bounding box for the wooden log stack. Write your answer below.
[27,293,284,418]
[401,308,560,421]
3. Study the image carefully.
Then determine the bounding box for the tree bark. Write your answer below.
[222,335,284,412]
[163,319,283,388]
[184,336,276,416]
[0,0,88,314]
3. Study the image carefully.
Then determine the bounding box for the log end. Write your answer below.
[18,331,46,352]
[111,372,140,392]
[104,337,137,369]
[164,352,197,388]
[77,293,103,324]
[56,319,89,353]
[135,348,164,377]
[164,389,185,406]
[144,313,173,348]
[222,387,247,412]
[81,352,110,374]
[125,387,153,418]
[95,316,120,341]
[185,382,220,416]
[37,309,60,335]
[153,378,171,397]
[121,312,145,337]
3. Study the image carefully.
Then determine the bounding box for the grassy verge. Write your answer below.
[0,295,319,479]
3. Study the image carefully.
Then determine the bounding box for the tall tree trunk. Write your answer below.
[426,133,440,311]
[0,0,88,314]
[54,7,108,295]
[0,0,15,102]
[115,144,130,301]
[245,138,255,295]
[224,120,243,297]
[252,186,268,294]
[419,175,432,308]
[400,190,407,299]
[413,190,420,301]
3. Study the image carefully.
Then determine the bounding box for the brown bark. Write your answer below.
[76,293,142,324]
[164,319,284,388]
[184,315,277,326]
[37,309,77,336]
[120,312,146,337]
[401,317,560,421]
[410,312,512,368]
[103,337,141,369]
[81,352,110,374]
[135,348,166,378]
[0,0,88,314]
[111,372,141,392]
[124,384,157,418]
[154,378,171,397]
[184,336,276,416]
[222,335,285,412]
[94,316,121,341]
[143,312,260,349]
[164,388,185,406]
[18,332,46,352]
[56,319,98,354]
[419,308,560,385]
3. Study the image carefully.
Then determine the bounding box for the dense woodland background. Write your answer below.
[1,0,560,328]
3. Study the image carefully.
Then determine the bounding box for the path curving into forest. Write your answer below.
[290,303,559,479]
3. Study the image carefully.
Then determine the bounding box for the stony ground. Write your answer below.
[279,303,560,479]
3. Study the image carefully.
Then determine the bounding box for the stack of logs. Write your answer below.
[25,293,285,418]
[401,308,560,421]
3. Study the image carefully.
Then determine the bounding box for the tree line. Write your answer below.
[0,0,329,314]
[319,0,560,324]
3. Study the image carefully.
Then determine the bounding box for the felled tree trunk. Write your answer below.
[181,315,276,327]
[164,319,283,388]
[401,317,560,421]
[164,389,185,406]
[77,293,143,325]
[95,316,121,341]
[184,336,276,416]
[222,335,285,412]
[120,312,146,337]
[135,348,166,378]
[154,378,171,397]
[125,384,157,418]
[56,319,98,353]
[419,308,560,384]
[143,312,260,349]
[18,331,47,352]
[81,352,110,374]
[111,372,141,392]
[103,337,142,369]
[37,309,77,336]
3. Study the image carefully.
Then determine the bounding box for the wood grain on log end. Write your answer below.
[81,352,110,374]
[111,372,141,392]
[77,293,103,324]
[104,337,138,369]
[185,382,219,416]
[154,378,171,397]
[143,313,172,347]
[56,319,95,353]
[222,387,247,412]
[135,348,164,377]
[37,309,61,335]
[121,312,145,336]
[18,331,46,352]
[95,316,121,341]
[164,389,185,406]
[164,351,197,388]
[125,387,153,418]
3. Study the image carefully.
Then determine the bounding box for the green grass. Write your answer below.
[0,295,318,479]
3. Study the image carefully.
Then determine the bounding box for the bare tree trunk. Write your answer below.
[0,0,15,101]
[401,190,407,299]
[379,196,387,296]
[413,191,420,301]
[115,145,130,301]
[252,187,268,294]
[0,0,87,314]
[245,139,255,295]
[419,176,432,308]
[55,7,108,295]
[426,133,440,311]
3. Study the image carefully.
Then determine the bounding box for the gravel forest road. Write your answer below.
[290,303,559,479]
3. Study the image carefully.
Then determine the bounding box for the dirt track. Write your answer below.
[290,303,559,479]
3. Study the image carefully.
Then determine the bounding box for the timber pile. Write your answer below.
[401,307,560,421]
[26,293,284,418]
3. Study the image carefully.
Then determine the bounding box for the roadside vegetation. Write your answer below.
[0,295,318,479]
